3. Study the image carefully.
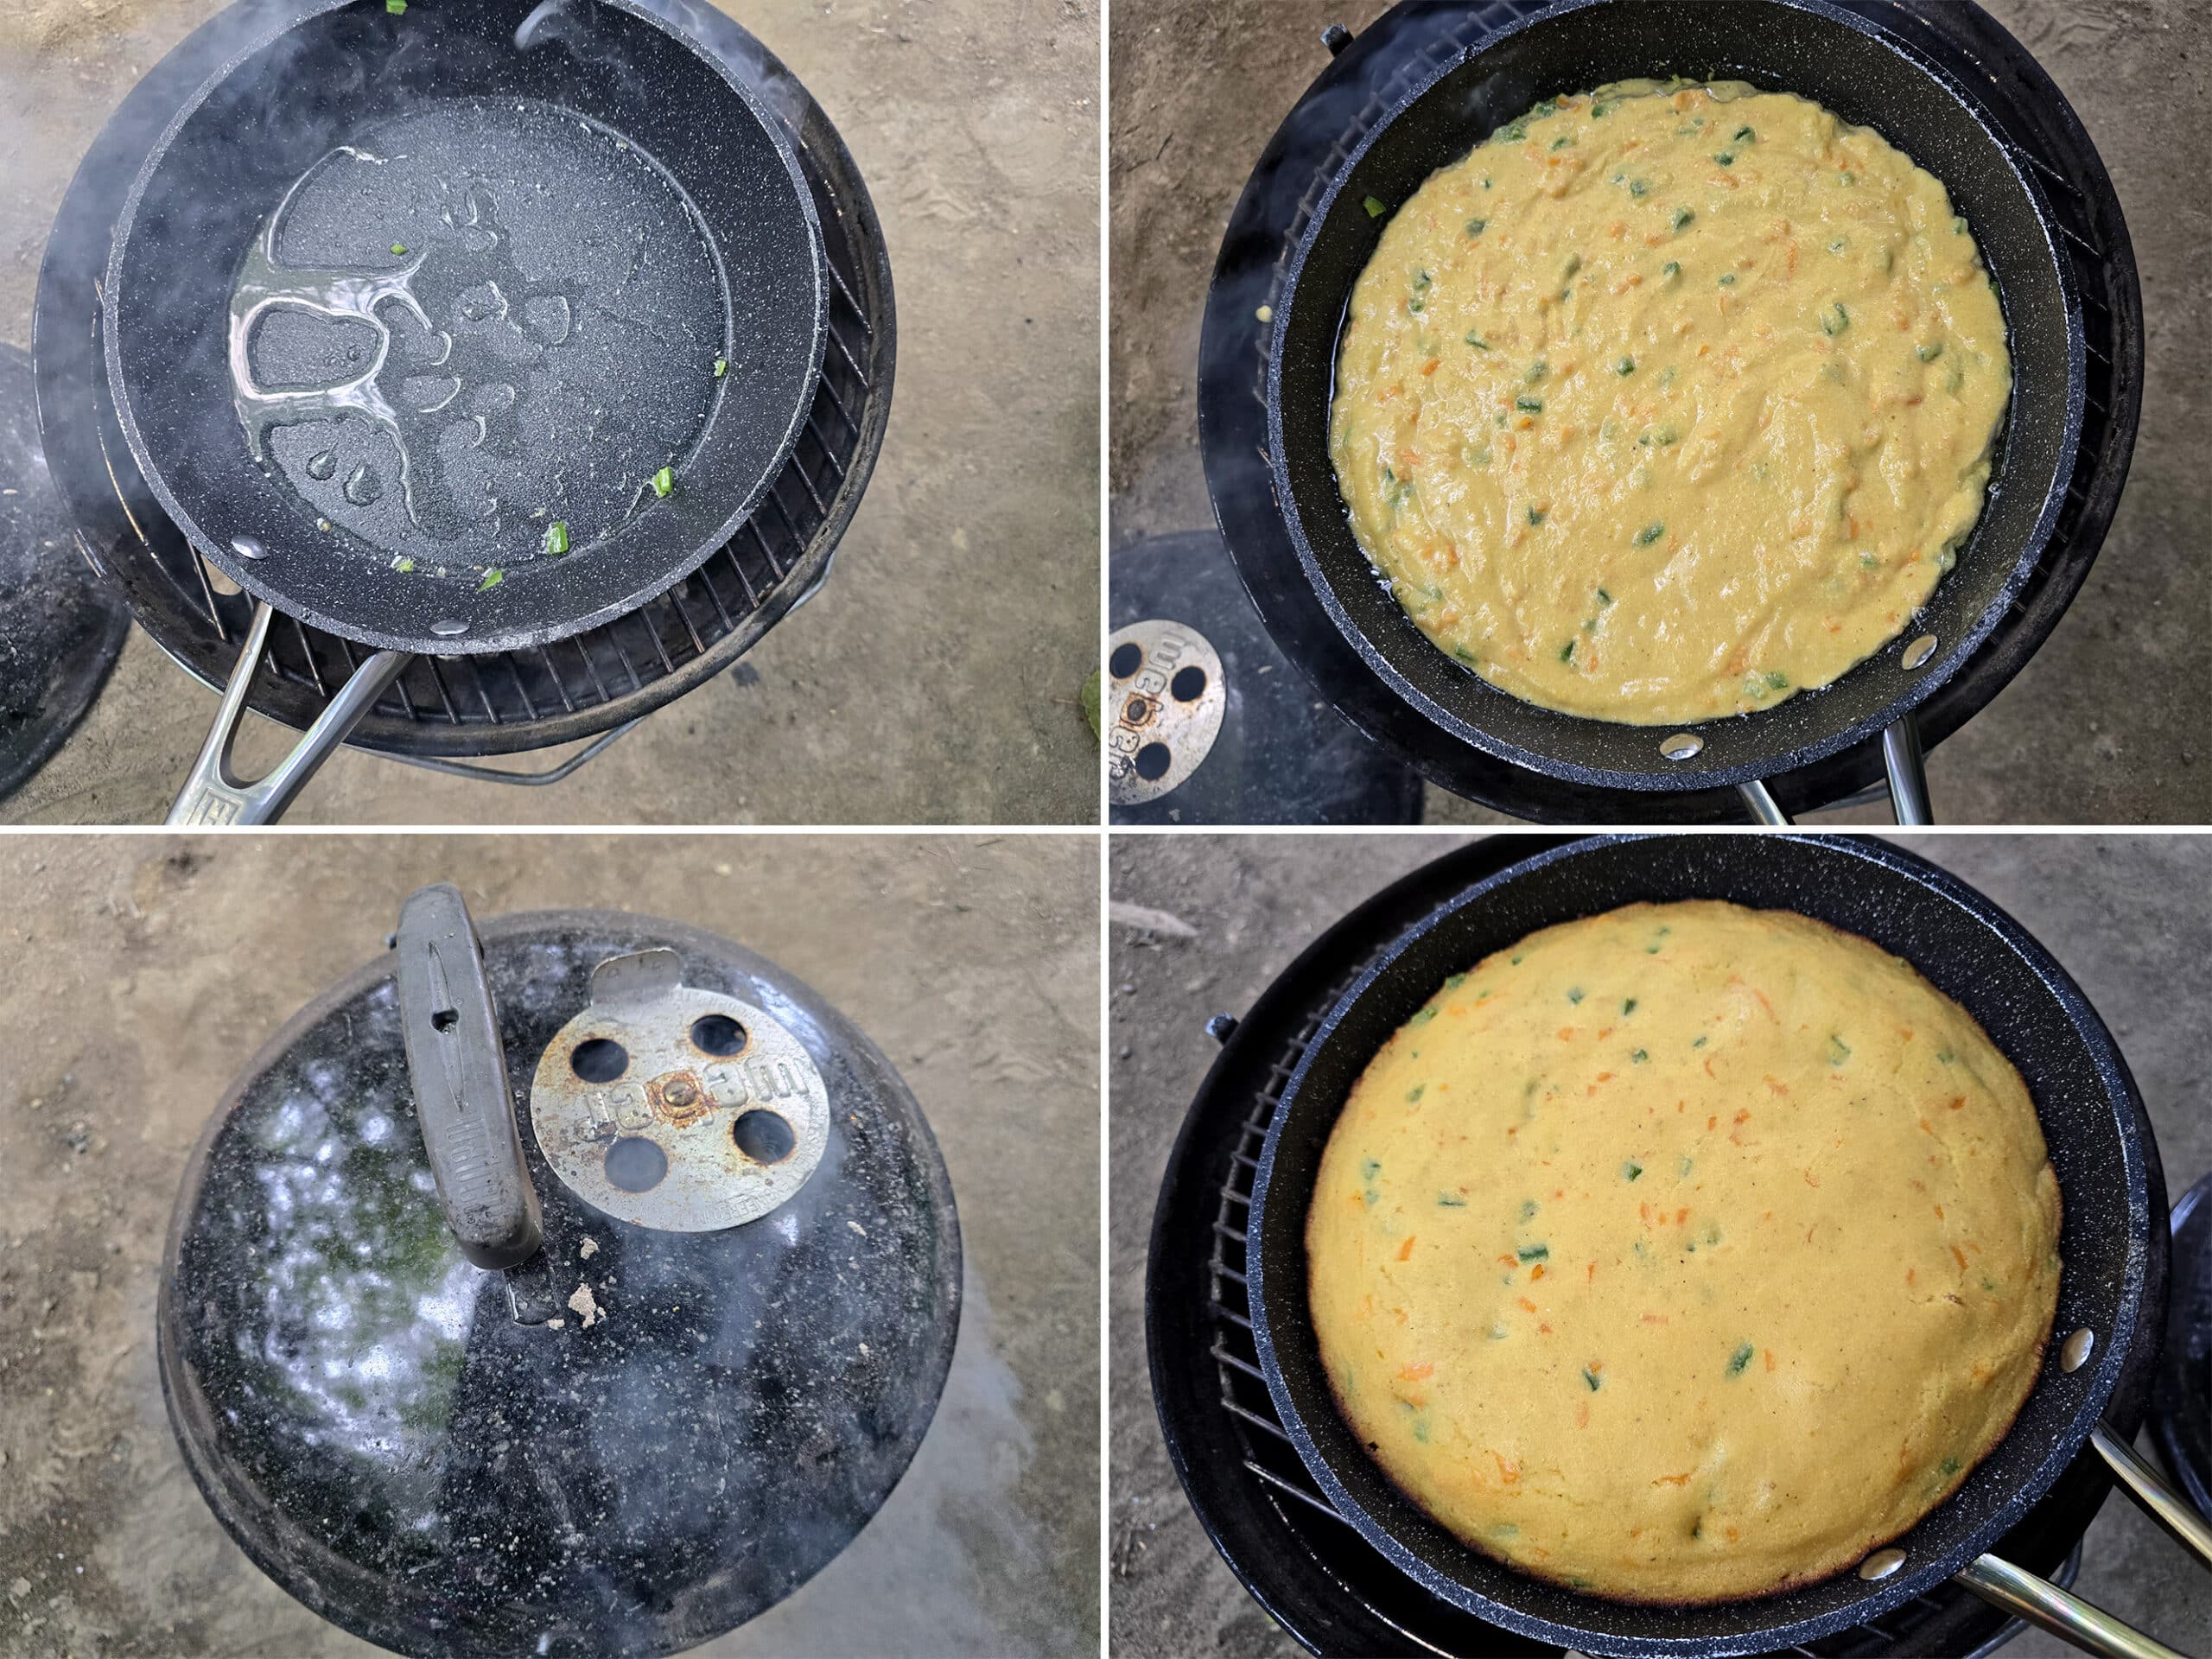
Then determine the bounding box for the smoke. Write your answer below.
[709,1262,1053,1658]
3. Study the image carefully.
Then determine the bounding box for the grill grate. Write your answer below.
[1199,966,2069,1657]
[1205,969,1364,1531]
[46,10,893,762]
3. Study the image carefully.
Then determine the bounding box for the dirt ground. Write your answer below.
[0,831,1100,1657]
[0,0,1100,825]
[1109,831,2212,1657]
[1109,0,2212,827]
[1107,0,1388,524]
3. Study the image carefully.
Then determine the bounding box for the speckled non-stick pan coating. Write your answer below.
[1266,0,2084,791]
[1249,835,2164,1657]
[105,0,825,656]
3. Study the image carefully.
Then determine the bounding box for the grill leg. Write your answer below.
[380,720,644,787]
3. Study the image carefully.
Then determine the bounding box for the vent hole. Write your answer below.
[733,1110,797,1164]
[1134,742,1172,781]
[1109,642,1142,678]
[571,1038,628,1083]
[690,1014,747,1056]
[603,1135,667,1192]
[431,1008,458,1033]
[1170,665,1207,702]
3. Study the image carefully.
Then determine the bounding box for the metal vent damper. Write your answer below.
[529,944,831,1235]
[157,886,960,1659]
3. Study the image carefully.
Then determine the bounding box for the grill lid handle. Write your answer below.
[395,884,543,1270]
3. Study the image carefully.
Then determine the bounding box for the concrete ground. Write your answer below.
[1109,832,2212,1657]
[0,832,1100,1657]
[0,0,1099,825]
[1109,0,2212,827]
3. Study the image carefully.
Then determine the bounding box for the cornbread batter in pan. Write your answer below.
[1330,83,2012,725]
[1305,900,2061,1604]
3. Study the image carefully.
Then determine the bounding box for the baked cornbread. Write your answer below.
[1329,81,2012,725]
[1305,899,2061,1604]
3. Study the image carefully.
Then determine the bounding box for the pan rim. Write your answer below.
[101,0,830,658]
[1246,832,2152,1656]
[1261,0,2088,792]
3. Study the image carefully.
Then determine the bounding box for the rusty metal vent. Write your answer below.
[530,947,830,1232]
[1107,619,1228,806]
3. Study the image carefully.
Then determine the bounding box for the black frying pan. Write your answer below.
[1247,836,2212,1658]
[102,0,826,821]
[1263,0,2089,819]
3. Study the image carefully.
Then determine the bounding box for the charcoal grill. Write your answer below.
[1146,836,2175,1656]
[32,0,891,798]
[1197,1,2140,824]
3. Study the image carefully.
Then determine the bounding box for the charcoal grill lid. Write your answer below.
[103,0,829,658]
[158,908,961,1659]
[0,342,128,801]
[2152,1169,2212,1523]
[1109,530,1421,825]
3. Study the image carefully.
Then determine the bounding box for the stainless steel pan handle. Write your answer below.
[1737,780,1790,824]
[167,601,411,826]
[1951,1423,2212,1659]
[2092,1422,2212,1573]
[1954,1554,2190,1659]
[1882,713,1934,823]
[1738,714,1933,826]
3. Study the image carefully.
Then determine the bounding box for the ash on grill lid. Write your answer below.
[159,908,960,1659]
[0,342,128,801]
